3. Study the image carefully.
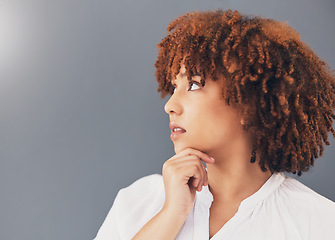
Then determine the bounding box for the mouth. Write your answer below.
[172,127,185,132]
[169,122,186,140]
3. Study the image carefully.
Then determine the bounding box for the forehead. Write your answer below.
[171,65,201,84]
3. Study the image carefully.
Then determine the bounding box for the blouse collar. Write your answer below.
[195,172,286,211]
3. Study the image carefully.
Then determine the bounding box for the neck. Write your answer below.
[206,140,272,203]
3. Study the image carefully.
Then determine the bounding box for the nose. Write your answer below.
[164,92,183,116]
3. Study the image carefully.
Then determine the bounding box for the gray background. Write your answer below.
[0,0,334,239]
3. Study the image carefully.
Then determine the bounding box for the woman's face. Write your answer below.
[165,65,246,155]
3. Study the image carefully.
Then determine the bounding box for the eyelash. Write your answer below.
[171,81,201,94]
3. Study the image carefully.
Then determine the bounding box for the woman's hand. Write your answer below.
[162,148,215,217]
[132,148,214,240]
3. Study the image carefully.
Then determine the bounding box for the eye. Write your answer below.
[188,81,201,91]
[169,80,201,95]
[170,84,176,95]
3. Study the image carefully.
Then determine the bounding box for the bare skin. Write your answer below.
[207,140,272,238]
[133,66,272,239]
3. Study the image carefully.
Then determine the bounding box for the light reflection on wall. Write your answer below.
[0,1,31,76]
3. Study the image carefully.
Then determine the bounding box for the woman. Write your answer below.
[94,9,335,239]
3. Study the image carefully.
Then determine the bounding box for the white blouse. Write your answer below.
[94,172,335,240]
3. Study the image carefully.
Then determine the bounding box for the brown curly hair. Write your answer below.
[154,9,335,176]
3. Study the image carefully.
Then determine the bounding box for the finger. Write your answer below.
[196,162,206,191]
[189,177,201,192]
[184,160,206,190]
[185,161,205,189]
[177,148,215,164]
[180,157,207,189]
[165,155,207,191]
[199,162,208,187]
[174,159,203,180]
[171,156,206,175]
[183,165,202,190]
[170,148,215,164]
[192,177,199,189]
[195,163,204,191]
[204,172,209,186]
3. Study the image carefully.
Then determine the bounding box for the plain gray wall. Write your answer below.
[0,0,334,239]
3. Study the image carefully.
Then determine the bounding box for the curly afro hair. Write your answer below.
[154,9,335,176]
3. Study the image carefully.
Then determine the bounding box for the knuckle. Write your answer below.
[190,164,198,172]
[167,170,178,179]
[193,159,202,166]
[189,155,200,162]
[184,147,195,155]
[163,161,173,172]
[188,157,198,164]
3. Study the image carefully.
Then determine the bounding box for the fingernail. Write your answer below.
[194,179,199,188]
[210,157,215,162]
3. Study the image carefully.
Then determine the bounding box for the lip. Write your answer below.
[169,122,186,141]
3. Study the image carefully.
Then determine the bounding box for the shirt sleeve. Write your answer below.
[93,190,122,240]
[93,174,164,240]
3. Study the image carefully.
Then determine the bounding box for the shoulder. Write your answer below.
[112,174,165,238]
[94,174,164,239]
[274,173,335,237]
[116,174,164,205]
[278,174,335,212]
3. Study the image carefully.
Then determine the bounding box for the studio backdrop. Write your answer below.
[0,0,334,240]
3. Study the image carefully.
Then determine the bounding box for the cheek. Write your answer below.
[190,102,227,138]
[204,116,228,141]
[201,103,240,140]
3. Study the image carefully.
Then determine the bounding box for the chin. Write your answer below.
[173,142,187,154]
[173,145,182,154]
[173,142,204,154]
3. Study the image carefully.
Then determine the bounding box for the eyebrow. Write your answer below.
[178,72,201,78]
[171,72,202,84]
